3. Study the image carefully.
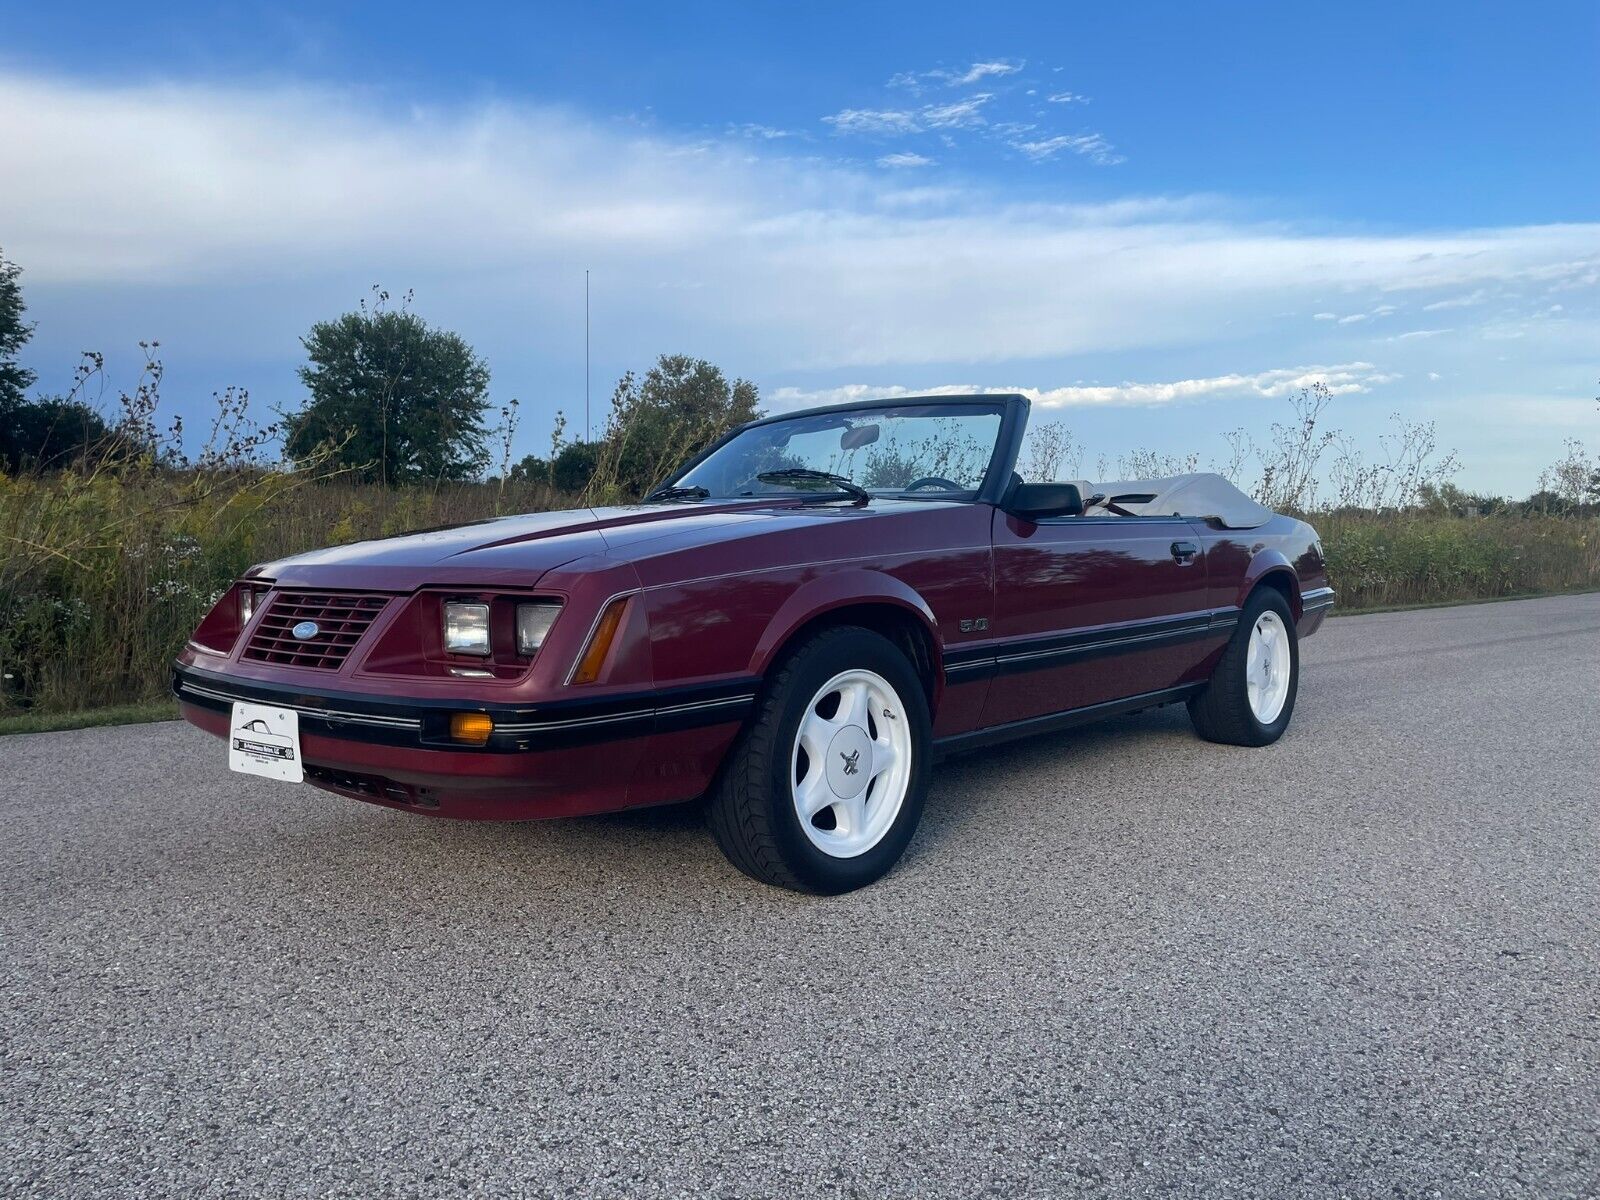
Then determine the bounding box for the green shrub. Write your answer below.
[0,471,565,715]
[1318,510,1598,609]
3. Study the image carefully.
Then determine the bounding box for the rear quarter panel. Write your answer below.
[1193,514,1330,634]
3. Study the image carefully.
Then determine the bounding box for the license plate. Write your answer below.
[228,701,304,783]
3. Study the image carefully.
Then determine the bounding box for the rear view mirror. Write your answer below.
[840,424,880,450]
[1006,482,1084,521]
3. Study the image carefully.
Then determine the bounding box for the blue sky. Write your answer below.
[2,1,1596,492]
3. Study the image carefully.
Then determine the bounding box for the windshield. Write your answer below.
[671,402,1006,499]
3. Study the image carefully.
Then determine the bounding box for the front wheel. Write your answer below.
[1188,587,1300,746]
[708,626,931,894]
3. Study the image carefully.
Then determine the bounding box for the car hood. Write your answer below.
[251,500,821,591]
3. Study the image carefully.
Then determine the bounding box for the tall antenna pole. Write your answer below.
[584,269,591,442]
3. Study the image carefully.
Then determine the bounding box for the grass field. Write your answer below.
[0,700,178,736]
[3,471,1596,725]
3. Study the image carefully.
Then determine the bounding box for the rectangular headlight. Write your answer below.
[516,603,561,656]
[443,601,491,656]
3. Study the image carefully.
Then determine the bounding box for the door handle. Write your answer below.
[1170,540,1199,564]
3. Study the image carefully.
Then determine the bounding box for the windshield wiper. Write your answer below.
[644,484,711,502]
[755,468,870,505]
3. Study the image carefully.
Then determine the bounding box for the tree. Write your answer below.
[0,247,34,412]
[0,251,122,474]
[1537,437,1598,511]
[0,248,42,469]
[283,289,492,484]
[1020,419,1081,482]
[0,395,112,474]
[1418,482,1504,517]
[586,354,762,497]
[510,441,601,493]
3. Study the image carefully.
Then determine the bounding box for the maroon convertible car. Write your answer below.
[177,394,1333,892]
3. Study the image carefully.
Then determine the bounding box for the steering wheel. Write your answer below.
[904,476,965,492]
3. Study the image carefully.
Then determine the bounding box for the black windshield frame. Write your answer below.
[654,393,1031,506]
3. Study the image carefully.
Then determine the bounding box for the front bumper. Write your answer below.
[173,662,754,819]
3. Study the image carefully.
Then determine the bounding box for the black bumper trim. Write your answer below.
[177,678,423,731]
[1301,586,1336,614]
[173,663,756,753]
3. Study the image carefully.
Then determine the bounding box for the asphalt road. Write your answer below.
[3,595,1598,1199]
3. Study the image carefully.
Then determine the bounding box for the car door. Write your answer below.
[979,508,1216,728]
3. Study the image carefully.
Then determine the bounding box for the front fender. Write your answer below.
[748,568,942,678]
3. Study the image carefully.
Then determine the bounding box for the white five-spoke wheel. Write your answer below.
[1188,585,1299,747]
[1245,609,1292,724]
[791,668,913,858]
[708,625,932,893]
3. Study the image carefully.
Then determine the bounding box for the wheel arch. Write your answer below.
[1239,551,1302,620]
[748,571,944,715]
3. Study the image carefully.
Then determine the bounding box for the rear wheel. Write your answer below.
[1188,587,1299,746]
[708,626,931,893]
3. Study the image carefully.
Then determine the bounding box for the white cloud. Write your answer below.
[877,152,934,168]
[0,70,1594,382]
[1547,266,1600,292]
[728,122,797,140]
[893,60,1024,91]
[836,61,1120,167]
[1011,132,1123,165]
[920,95,994,129]
[770,363,1399,411]
[822,95,996,137]
[824,93,1001,140]
[1423,288,1490,311]
[1390,328,1452,340]
[822,108,920,136]
[1313,312,1337,320]
[1330,302,1398,324]
[948,61,1024,86]
[6,72,1596,497]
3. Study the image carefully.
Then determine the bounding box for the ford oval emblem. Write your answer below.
[291,620,321,640]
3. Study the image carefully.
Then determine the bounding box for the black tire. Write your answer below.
[1188,586,1299,747]
[708,626,932,894]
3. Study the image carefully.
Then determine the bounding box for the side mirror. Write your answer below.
[1006,482,1084,521]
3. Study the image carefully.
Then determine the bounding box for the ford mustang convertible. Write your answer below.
[176,394,1332,892]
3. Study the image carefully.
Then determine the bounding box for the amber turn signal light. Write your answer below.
[571,597,628,684]
[449,712,494,745]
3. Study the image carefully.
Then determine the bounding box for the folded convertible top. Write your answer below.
[1083,472,1273,529]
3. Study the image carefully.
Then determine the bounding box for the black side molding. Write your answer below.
[932,683,1203,760]
[943,608,1237,683]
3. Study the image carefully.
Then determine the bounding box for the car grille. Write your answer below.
[242,590,391,670]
